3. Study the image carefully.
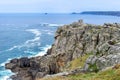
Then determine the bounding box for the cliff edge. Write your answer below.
[5,20,120,80]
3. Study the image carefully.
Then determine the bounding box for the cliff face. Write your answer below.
[5,20,120,80]
[49,20,120,71]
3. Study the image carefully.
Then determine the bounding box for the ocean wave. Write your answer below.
[0,29,51,80]
[47,32,54,35]
[35,45,51,56]
[26,29,41,37]
[0,45,51,80]
[0,58,14,80]
[5,29,41,52]
[25,37,40,44]
[38,23,63,27]
[6,46,18,51]
[0,70,13,80]
[24,29,41,47]
[1,75,10,80]
[48,23,63,27]
[41,30,54,35]
[24,51,37,55]
[0,58,11,67]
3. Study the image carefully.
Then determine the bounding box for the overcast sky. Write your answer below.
[0,0,120,13]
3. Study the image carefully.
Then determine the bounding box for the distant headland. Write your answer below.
[80,11,120,16]
[71,11,120,17]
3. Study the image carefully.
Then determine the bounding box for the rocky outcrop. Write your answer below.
[5,56,60,80]
[5,20,120,80]
[84,42,120,72]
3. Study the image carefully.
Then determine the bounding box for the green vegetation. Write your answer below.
[88,63,99,73]
[68,68,117,80]
[40,64,120,80]
[67,64,120,80]
[67,54,90,70]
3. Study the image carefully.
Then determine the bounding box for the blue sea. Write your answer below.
[0,13,120,80]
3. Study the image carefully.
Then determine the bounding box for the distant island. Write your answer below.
[44,13,48,15]
[81,11,120,16]
[71,12,79,14]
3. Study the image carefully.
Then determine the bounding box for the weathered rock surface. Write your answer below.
[5,20,120,80]
[84,42,120,72]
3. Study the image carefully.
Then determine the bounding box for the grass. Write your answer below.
[37,76,67,80]
[67,54,91,70]
[37,52,120,80]
[67,64,120,80]
[39,64,120,80]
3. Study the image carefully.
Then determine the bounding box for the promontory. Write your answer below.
[6,20,120,80]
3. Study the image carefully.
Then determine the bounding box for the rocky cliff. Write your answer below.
[5,20,120,80]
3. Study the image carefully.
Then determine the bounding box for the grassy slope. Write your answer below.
[67,65,120,80]
[38,53,120,80]
[40,65,120,80]
[66,54,90,70]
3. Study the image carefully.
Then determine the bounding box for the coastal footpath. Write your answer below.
[5,20,120,80]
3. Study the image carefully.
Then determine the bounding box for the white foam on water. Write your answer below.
[1,76,10,80]
[0,54,27,80]
[0,70,14,80]
[24,51,36,55]
[47,32,53,35]
[0,28,51,80]
[48,23,63,27]
[0,58,14,80]
[25,29,41,47]
[7,46,18,51]
[5,29,41,52]
[25,37,40,44]
[39,23,63,27]
[0,58,12,67]
[26,29,41,37]
[23,29,41,48]
[35,45,51,56]
[41,30,54,35]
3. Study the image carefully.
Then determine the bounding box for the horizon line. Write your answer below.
[0,11,120,14]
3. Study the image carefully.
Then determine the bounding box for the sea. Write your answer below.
[0,13,120,80]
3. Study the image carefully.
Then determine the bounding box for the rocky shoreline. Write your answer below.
[5,20,120,80]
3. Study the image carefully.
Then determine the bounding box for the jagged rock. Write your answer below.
[84,42,120,71]
[19,57,30,68]
[10,58,18,63]
[5,20,120,80]
[35,72,47,79]
[5,63,16,70]
[46,48,52,55]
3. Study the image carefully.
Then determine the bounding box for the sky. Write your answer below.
[0,0,120,13]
